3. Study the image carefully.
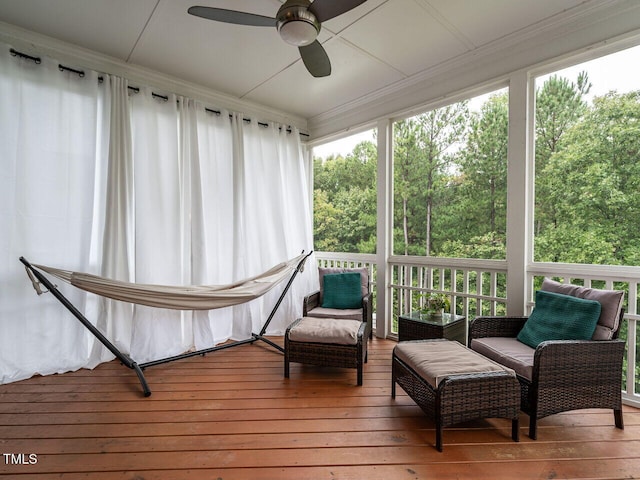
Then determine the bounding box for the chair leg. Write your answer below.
[512,417,520,442]
[435,421,444,452]
[284,347,290,378]
[357,363,363,386]
[614,408,624,429]
[528,416,537,440]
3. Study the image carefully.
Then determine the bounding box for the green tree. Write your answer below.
[535,72,591,238]
[441,93,508,258]
[394,118,428,255]
[312,189,340,252]
[393,103,469,256]
[313,140,377,253]
[536,90,640,265]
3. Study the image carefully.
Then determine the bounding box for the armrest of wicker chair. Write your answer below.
[526,337,626,438]
[533,338,626,394]
[302,290,320,316]
[362,292,373,338]
[468,316,528,345]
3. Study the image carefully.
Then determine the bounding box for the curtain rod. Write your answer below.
[8,47,309,137]
[10,48,40,64]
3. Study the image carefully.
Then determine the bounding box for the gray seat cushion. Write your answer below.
[394,339,514,388]
[288,317,362,345]
[306,306,363,321]
[470,337,535,380]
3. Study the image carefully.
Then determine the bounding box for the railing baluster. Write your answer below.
[463,270,470,320]
[490,271,497,316]
[627,282,638,397]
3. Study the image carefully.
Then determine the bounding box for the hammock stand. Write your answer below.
[19,251,313,397]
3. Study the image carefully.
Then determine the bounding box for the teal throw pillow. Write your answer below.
[321,272,362,309]
[517,290,602,348]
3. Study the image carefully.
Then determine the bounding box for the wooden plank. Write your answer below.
[7,459,640,480]
[2,441,639,474]
[2,425,639,455]
[0,404,425,425]
[0,337,638,480]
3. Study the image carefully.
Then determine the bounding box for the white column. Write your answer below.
[376,118,393,338]
[506,70,534,315]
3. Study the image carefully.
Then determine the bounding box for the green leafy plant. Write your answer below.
[421,293,450,313]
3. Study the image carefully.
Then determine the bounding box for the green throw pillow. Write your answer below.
[321,272,362,309]
[517,290,602,348]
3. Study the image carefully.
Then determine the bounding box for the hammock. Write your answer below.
[27,253,308,311]
[19,251,313,397]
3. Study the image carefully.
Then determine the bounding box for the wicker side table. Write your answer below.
[392,339,520,451]
[398,312,466,343]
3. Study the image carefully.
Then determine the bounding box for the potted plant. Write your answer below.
[420,293,450,319]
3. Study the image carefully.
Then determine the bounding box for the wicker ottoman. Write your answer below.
[392,339,520,451]
[285,316,367,385]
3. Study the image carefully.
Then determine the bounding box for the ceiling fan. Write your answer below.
[187,0,368,78]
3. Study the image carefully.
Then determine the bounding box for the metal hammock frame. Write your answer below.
[19,251,313,397]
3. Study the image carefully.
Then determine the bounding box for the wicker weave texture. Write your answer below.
[398,315,466,343]
[469,314,625,439]
[392,348,519,451]
[284,318,367,386]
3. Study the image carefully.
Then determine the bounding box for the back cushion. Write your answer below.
[541,277,624,340]
[517,290,601,348]
[318,267,369,303]
[321,272,363,309]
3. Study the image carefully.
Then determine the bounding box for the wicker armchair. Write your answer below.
[302,266,373,339]
[469,279,625,440]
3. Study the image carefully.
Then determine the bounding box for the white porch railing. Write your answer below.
[388,255,508,330]
[314,251,640,408]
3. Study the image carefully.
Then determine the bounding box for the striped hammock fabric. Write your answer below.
[27,253,308,311]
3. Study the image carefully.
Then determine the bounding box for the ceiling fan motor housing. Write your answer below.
[276,0,320,46]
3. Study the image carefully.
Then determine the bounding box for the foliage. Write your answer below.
[313,73,640,272]
[313,141,377,253]
[393,103,469,256]
[449,93,508,250]
[313,78,640,386]
[535,90,640,264]
[420,293,450,313]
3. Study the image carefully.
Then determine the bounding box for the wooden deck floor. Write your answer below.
[1,337,638,479]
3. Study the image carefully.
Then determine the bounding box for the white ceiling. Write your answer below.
[0,0,638,135]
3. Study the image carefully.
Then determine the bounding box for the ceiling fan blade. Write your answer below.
[187,6,276,27]
[308,0,368,23]
[299,41,331,77]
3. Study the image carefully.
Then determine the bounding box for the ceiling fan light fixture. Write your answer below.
[188,0,367,77]
[276,3,320,46]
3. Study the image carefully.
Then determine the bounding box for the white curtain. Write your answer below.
[0,43,107,382]
[90,74,134,366]
[128,87,188,363]
[232,119,315,337]
[190,104,236,349]
[0,44,315,382]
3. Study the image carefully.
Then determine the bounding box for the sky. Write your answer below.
[539,43,640,104]
[313,43,640,160]
[312,130,375,160]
